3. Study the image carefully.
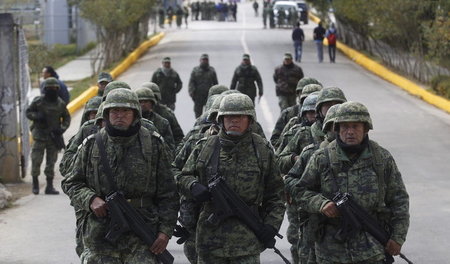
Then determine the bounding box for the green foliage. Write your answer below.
[424,8,450,68]
[431,75,450,99]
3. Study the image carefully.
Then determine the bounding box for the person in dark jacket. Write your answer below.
[292,22,305,62]
[40,66,70,104]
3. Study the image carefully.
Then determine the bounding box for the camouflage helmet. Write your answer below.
[221,89,241,96]
[141,82,161,101]
[205,94,220,113]
[84,96,102,113]
[322,104,341,132]
[103,88,142,119]
[208,84,229,98]
[315,87,347,114]
[300,84,323,102]
[43,77,60,89]
[300,91,319,116]
[217,94,256,121]
[95,102,105,123]
[207,94,225,122]
[103,81,131,101]
[334,101,373,130]
[296,77,322,94]
[135,87,157,105]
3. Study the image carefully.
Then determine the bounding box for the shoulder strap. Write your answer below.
[369,140,386,208]
[95,133,118,192]
[323,141,341,194]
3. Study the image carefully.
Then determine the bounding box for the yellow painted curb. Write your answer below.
[309,13,450,114]
[66,32,166,114]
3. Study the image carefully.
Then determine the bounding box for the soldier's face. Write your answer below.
[223,115,250,135]
[242,59,250,65]
[139,100,154,112]
[109,108,135,128]
[304,111,316,122]
[88,111,97,121]
[338,122,367,145]
[320,101,340,117]
[163,62,171,68]
[98,81,109,92]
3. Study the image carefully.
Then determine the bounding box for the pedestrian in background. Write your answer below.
[313,22,326,63]
[273,53,304,110]
[151,57,183,111]
[325,23,337,63]
[40,66,70,104]
[230,54,263,104]
[253,0,259,16]
[292,22,305,62]
[184,5,189,28]
[189,54,218,118]
[96,72,113,97]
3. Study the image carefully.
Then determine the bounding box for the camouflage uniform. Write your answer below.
[188,54,218,118]
[80,96,102,127]
[295,102,409,264]
[97,72,113,97]
[277,87,346,174]
[207,84,229,98]
[270,77,321,148]
[136,87,176,152]
[273,53,304,110]
[143,82,185,145]
[230,54,263,104]
[26,77,71,195]
[151,57,183,110]
[62,89,179,263]
[284,104,341,264]
[176,94,285,263]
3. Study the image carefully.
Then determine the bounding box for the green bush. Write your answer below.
[52,43,78,57]
[431,75,450,99]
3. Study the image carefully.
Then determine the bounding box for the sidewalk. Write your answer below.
[56,47,102,82]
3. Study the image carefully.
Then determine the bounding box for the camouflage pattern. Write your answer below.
[334,101,373,130]
[142,111,175,152]
[273,63,304,110]
[270,105,299,148]
[188,62,218,117]
[300,84,323,103]
[135,87,157,105]
[26,94,71,180]
[295,77,322,95]
[198,253,260,264]
[277,120,324,174]
[151,66,183,109]
[295,139,410,263]
[176,130,285,257]
[315,87,347,115]
[275,118,302,154]
[300,92,319,116]
[221,89,242,96]
[230,63,263,103]
[154,102,184,145]
[322,104,341,133]
[142,82,162,101]
[80,96,102,127]
[217,93,257,121]
[102,81,131,101]
[207,84,229,99]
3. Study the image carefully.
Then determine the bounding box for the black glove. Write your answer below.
[173,224,190,244]
[258,224,278,249]
[51,127,65,135]
[190,182,211,203]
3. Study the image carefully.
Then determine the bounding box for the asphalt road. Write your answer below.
[1,2,450,263]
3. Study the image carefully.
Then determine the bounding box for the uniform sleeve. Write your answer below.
[162,120,176,152]
[297,151,331,213]
[151,70,159,84]
[270,109,289,147]
[212,68,218,85]
[261,148,286,230]
[154,139,180,237]
[60,106,71,132]
[284,147,311,198]
[175,72,183,93]
[384,153,410,245]
[254,67,263,96]
[188,69,196,98]
[168,112,185,145]
[230,69,238,90]
[176,143,203,197]
[277,130,302,174]
[26,98,41,121]
[61,141,97,212]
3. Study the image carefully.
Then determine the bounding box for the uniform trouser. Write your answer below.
[315,41,324,62]
[198,253,260,264]
[194,100,206,118]
[294,40,303,62]
[317,258,383,264]
[328,45,336,62]
[286,203,299,264]
[80,245,158,264]
[184,237,197,264]
[31,139,58,179]
[298,224,315,264]
[278,94,297,111]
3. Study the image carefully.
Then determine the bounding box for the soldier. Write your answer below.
[273,53,304,111]
[40,66,70,104]
[277,86,347,174]
[143,82,185,145]
[62,88,179,263]
[176,93,285,263]
[270,77,322,148]
[295,101,410,264]
[97,72,113,97]
[135,87,176,151]
[151,57,183,110]
[207,84,229,99]
[176,5,183,28]
[230,54,263,104]
[26,77,71,195]
[189,54,219,118]
[80,96,102,127]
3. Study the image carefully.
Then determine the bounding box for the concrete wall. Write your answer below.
[41,0,70,45]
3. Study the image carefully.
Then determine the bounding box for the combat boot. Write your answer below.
[32,177,39,195]
[45,178,59,195]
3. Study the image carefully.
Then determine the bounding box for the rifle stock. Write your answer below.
[105,192,174,264]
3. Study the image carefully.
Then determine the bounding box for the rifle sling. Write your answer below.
[95,133,119,192]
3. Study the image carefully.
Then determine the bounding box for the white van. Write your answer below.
[273,1,300,27]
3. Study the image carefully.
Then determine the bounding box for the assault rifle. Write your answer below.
[333,192,413,264]
[207,176,291,264]
[105,191,174,264]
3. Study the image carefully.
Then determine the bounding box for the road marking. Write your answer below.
[240,10,275,129]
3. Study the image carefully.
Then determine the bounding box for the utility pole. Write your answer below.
[0,13,21,183]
